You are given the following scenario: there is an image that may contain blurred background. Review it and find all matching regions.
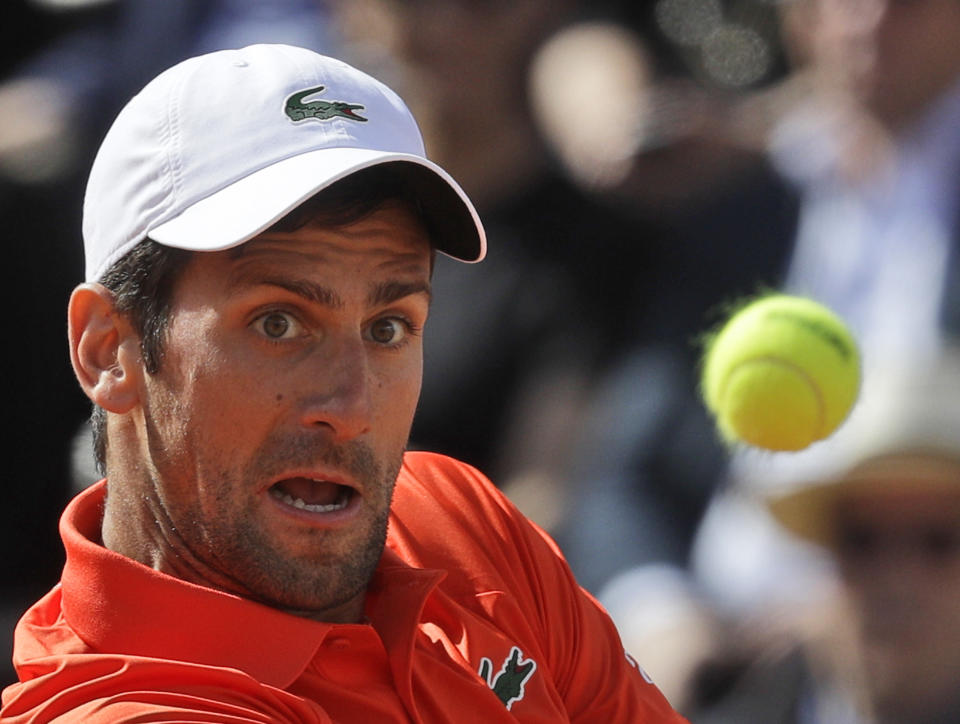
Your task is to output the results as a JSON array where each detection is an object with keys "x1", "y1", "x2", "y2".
[{"x1": 4, "y1": 0, "x2": 960, "y2": 721}]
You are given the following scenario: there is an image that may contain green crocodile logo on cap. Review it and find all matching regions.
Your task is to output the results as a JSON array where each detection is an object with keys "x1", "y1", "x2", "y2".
[{"x1": 284, "y1": 85, "x2": 367, "y2": 123}]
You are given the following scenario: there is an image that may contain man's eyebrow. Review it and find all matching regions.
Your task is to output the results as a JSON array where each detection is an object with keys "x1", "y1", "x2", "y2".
[
  {"x1": 232, "y1": 274, "x2": 345, "y2": 309},
  {"x1": 369, "y1": 280, "x2": 432, "y2": 308},
  {"x1": 228, "y1": 273, "x2": 430, "y2": 309}
]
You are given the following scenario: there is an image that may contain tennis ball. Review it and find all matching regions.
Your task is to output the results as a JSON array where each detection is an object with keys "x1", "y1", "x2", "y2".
[{"x1": 701, "y1": 294, "x2": 860, "y2": 451}]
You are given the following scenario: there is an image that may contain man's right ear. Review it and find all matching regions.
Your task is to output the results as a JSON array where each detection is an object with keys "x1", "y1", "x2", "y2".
[{"x1": 68, "y1": 283, "x2": 142, "y2": 414}]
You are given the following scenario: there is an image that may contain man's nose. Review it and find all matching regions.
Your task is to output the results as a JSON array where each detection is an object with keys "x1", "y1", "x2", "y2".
[{"x1": 298, "y1": 333, "x2": 373, "y2": 441}]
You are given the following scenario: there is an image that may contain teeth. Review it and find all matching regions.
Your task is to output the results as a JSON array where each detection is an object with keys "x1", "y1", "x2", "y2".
[{"x1": 269, "y1": 486, "x2": 349, "y2": 513}]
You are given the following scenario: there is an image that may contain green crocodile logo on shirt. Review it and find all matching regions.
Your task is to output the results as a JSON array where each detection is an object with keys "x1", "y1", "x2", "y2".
[
  {"x1": 284, "y1": 85, "x2": 367, "y2": 123},
  {"x1": 478, "y1": 646, "x2": 537, "y2": 711}
]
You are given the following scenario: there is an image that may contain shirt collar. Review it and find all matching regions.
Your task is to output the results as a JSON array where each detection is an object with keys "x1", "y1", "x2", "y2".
[{"x1": 59, "y1": 480, "x2": 444, "y2": 689}]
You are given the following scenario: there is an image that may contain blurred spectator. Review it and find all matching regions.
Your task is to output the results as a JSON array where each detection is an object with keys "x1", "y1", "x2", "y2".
[
  {"x1": 536, "y1": 0, "x2": 960, "y2": 596},
  {"x1": 686, "y1": 349, "x2": 960, "y2": 723},
  {"x1": 772, "y1": 0, "x2": 960, "y2": 373},
  {"x1": 689, "y1": 0, "x2": 960, "y2": 670},
  {"x1": 534, "y1": 0, "x2": 960, "y2": 363},
  {"x1": 527, "y1": 11, "x2": 797, "y2": 590}
]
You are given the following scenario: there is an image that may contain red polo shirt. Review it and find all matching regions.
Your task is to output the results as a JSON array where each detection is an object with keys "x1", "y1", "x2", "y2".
[{"x1": 2, "y1": 452, "x2": 686, "y2": 723}]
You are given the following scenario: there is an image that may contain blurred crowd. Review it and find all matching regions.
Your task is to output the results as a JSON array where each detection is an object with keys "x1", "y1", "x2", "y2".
[{"x1": 4, "y1": 0, "x2": 960, "y2": 721}]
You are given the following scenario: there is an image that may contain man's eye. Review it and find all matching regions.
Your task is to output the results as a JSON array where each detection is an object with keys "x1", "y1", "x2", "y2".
[
  {"x1": 253, "y1": 311, "x2": 301, "y2": 339},
  {"x1": 368, "y1": 318, "x2": 406, "y2": 345}
]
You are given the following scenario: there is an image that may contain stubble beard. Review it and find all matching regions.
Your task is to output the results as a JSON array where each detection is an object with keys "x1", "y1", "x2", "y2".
[{"x1": 187, "y1": 434, "x2": 405, "y2": 618}]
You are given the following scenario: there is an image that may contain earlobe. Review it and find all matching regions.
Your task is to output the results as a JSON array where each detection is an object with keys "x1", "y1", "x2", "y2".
[{"x1": 68, "y1": 283, "x2": 141, "y2": 413}]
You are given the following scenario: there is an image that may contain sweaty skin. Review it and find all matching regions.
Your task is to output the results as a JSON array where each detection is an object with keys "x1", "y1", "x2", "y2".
[{"x1": 100, "y1": 203, "x2": 432, "y2": 623}]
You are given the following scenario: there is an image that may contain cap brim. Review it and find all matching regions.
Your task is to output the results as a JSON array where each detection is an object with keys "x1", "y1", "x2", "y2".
[{"x1": 149, "y1": 147, "x2": 486, "y2": 262}]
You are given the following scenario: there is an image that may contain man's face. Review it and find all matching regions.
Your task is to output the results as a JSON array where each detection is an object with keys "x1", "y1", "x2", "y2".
[
  {"x1": 834, "y1": 483, "x2": 960, "y2": 717},
  {"x1": 126, "y1": 202, "x2": 432, "y2": 621}
]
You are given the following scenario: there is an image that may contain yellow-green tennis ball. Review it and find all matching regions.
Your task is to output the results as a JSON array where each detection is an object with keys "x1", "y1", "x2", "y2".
[{"x1": 701, "y1": 294, "x2": 860, "y2": 451}]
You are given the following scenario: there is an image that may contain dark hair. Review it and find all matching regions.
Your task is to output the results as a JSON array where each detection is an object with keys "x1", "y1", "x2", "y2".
[
  {"x1": 90, "y1": 240, "x2": 190, "y2": 473},
  {"x1": 270, "y1": 162, "x2": 433, "y2": 235},
  {"x1": 89, "y1": 163, "x2": 435, "y2": 474}
]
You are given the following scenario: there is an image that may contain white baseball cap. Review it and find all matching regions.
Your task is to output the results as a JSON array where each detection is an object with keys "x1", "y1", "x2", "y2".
[{"x1": 82, "y1": 44, "x2": 486, "y2": 282}]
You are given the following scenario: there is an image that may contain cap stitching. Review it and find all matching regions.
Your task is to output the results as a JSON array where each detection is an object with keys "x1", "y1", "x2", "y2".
[{"x1": 162, "y1": 62, "x2": 188, "y2": 223}]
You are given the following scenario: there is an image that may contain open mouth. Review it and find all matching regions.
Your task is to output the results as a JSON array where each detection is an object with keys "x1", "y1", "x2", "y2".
[{"x1": 268, "y1": 477, "x2": 353, "y2": 513}]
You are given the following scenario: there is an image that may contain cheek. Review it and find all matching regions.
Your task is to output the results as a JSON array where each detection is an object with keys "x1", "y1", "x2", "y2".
[
  {"x1": 193, "y1": 368, "x2": 290, "y2": 457},
  {"x1": 153, "y1": 332, "x2": 272, "y2": 446},
  {"x1": 372, "y1": 358, "x2": 423, "y2": 427}
]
